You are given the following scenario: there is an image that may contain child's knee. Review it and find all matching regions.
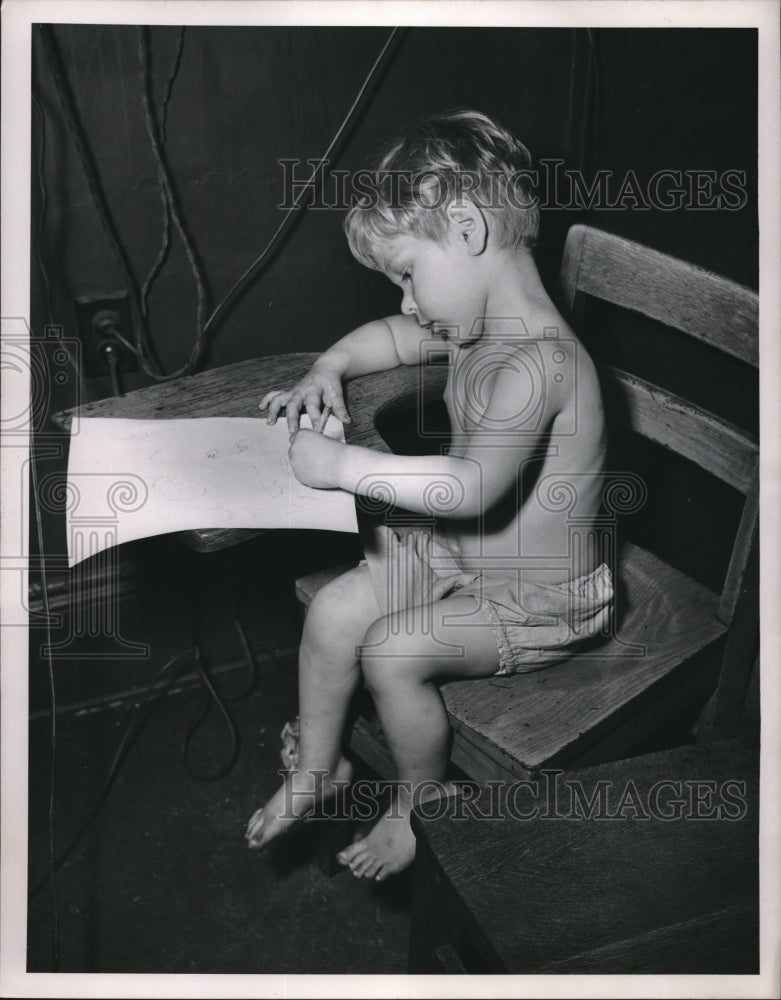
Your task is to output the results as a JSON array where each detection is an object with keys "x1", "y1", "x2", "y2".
[
  {"x1": 306, "y1": 577, "x2": 345, "y2": 629},
  {"x1": 359, "y1": 617, "x2": 432, "y2": 693},
  {"x1": 306, "y1": 565, "x2": 375, "y2": 635}
]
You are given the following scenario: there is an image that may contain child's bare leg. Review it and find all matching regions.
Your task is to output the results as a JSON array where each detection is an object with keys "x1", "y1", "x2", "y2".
[
  {"x1": 246, "y1": 565, "x2": 380, "y2": 849},
  {"x1": 337, "y1": 595, "x2": 500, "y2": 879}
]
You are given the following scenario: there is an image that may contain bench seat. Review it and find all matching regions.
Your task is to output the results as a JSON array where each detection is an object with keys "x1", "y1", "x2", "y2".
[{"x1": 295, "y1": 540, "x2": 726, "y2": 783}]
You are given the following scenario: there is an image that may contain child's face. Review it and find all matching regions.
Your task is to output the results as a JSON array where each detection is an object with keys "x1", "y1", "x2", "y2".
[{"x1": 379, "y1": 230, "x2": 487, "y2": 341}]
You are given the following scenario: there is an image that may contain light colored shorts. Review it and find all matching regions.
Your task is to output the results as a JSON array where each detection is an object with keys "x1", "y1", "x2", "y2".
[{"x1": 361, "y1": 525, "x2": 614, "y2": 676}]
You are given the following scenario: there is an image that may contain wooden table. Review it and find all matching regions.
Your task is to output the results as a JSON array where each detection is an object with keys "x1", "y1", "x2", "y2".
[
  {"x1": 52, "y1": 351, "x2": 448, "y2": 551},
  {"x1": 408, "y1": 739, "x2": 759, "y2": 974}
]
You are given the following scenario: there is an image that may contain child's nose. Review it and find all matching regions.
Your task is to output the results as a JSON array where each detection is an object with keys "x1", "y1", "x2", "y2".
[{"x1": 401, "y1": 286, "x2": 417, "y2": 316}]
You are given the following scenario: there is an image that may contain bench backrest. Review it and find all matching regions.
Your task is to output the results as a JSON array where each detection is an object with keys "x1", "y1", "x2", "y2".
[{"x1": 558, "y1": 223, "x2": 758, "y2": 629}]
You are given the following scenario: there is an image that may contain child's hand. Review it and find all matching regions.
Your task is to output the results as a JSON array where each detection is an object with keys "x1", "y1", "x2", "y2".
[
  {"x1": 288, "y1": 429, "x2": 346, "y2": 489},
  {"x1": 259, "y1": 364, "x2": 351, "y2": 436}
]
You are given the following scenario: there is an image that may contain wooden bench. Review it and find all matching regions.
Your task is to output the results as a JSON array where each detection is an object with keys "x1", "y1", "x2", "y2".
[
  {"x1": 407, "y1": 739, "x2": 759, "y2": 973},
  {"x1": 296, "y1": 224, "x2": 759, "y2": 783}
]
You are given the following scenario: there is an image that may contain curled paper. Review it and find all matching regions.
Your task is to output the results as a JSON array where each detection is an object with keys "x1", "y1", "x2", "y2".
[{"x1": 65, "y1": 415, "x2": 358, "y2": 567}]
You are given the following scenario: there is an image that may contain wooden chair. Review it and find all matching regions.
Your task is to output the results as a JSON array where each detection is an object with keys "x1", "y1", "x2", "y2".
[{"x1": 296, "y1": 223, "x2": 759, "y2": 782}]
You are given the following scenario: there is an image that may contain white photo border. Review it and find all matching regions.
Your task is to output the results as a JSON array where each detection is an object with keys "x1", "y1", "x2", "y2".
[{"x1": 2, "y1": 2, "x2": 779, "y2": 998}]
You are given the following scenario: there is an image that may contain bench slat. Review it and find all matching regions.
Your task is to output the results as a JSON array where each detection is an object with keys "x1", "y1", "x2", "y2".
[
  {"x1": 561, "y1": 223, "x2": 758, "y2": 367},
  {"x1": 606, "y1": 367, "x2": 756, "y2": 493}
]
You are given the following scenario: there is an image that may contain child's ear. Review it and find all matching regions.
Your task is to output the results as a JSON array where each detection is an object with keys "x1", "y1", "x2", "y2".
[{"x1": 446, "y1": 199, "x2": 487, "y2": 256}]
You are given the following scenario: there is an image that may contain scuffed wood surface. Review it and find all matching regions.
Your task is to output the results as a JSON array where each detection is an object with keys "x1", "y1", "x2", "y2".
[
  {"x1": 719, "y1": 470, "x2": 759, "y2": 624},
  {"x1": 52, "y1": 352, "x2": 445, "y2": 452},
  {"x1": 607, "y1": 366, "x2": 757, "y2": 494},
  {"x1": 541, "y1": 902, "x2": 757, "y2": 974},
  {"x1": 411, "y1": 740, "x2": 758, "y2": 973},
  {"x1": 53, "y1": 355, "x2": 319, "y2": 428},
  {"x1": 560, "y1": 223, "x2": 758, "y2": 367},
  {"x1": 440, "y1": 542, "x2": 724, "y2": 778}
]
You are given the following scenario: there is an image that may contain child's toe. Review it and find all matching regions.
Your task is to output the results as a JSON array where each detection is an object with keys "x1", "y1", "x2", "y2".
[
  {"x1": 337, "y1": 841, "x2": 363, "y2": 865},
  {"x1": 351, "y1": 857, "x2": 373, "y2": 878},
  {"x1": 356, "y1": 853, "x2": 379, "y2": 878},
  {"x1": 245, "y1": 814, "x2": 264, "y2": 840},
  {"x1": 347, "y1": 849, "x2": 369, "y2": 872},
  {"x1": 362, "y1": 857, "x2": 382, "y2": 880}
]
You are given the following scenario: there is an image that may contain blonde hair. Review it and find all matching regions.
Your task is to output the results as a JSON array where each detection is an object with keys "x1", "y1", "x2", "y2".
[{"x1": 344, "y1": 110, "x2": 539, "y2": 270}]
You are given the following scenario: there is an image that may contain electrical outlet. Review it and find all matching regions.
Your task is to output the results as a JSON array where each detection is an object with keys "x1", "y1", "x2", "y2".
[{"x1": 74, "y1": 293, "x2": 138, "y2": 378}]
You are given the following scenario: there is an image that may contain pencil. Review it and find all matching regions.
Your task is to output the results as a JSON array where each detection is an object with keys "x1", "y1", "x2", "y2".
[{"x1": 315, "y1": 403, "x2": 333, "y2": 434}]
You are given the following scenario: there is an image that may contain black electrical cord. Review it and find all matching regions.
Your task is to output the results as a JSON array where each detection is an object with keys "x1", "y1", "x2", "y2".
[
  {"x1": 32, "y1": 91, "x2": 89, "y2": 404},
  {"x1": 158, "y1": 26, "x2": 185, "y2": 145},
  {"x1": 31, "y1": 95, "x2": 56, "y2": 327},
  {"x1": 36, "y1": 24, "x2": 162, "y2": 378},
  {"x1": 28, "y1": 647, "x2": 197, "y2": 903},
  {"x1": 182, "y1": 649, "x2": 242, "y2": 782},
  {"x1": 200, "y1": 25, "x2": 409, "y2": 341},
  {"x1": 583, "y1": 29, "x2": 603, "y2": 182},
  {"x1": 137, "y1": 25, "x2": 211, "y2": 378},
  {"x1": 180, "y1": 612, "x2": 258, "y2": 782},
  {"x1": 102, "y1": 341, "x2": 123, "y2": 397},
  {"x1": 28, "y1": 609, "x2": 266, "y2": 902},
  {"x1": 139, "y1": 28, "x2": 186, "y2": 325}
]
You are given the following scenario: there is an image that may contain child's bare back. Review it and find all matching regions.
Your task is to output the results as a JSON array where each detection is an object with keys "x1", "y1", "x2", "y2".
[{"x1": 441, "y1": 305, "x2": 607, "y2": 587}]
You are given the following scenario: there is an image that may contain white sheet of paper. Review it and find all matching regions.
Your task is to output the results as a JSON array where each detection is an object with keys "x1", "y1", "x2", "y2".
[{"x1": 65, "y1": 415, "x2": 358, "y2": 567}]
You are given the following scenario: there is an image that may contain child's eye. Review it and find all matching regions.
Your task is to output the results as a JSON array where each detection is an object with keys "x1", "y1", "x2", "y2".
[{"x1": 401, "y1": 270, "x2": 411, "y2": 283}]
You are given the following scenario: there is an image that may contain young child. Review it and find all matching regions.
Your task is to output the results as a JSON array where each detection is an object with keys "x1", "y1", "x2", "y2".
[{"x1": 246, "y1": 110, "x2": 613, "y2": 881}]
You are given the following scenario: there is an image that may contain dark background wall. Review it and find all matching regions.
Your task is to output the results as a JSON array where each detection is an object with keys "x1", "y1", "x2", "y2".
[
  {"x1": 32, "y1": 26, "x2": 757, "y2": 387},
  {"x1": 28, "y1": 25, "x2": 758, "y2": 707}
]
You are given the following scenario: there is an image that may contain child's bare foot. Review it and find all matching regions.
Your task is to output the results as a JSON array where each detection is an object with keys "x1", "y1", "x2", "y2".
[
  {"x1": 245, "y1": 756, "x2": 353, "y2": 851},
  {"x1": 336, "y1": 781, "x2": 454, "y2": 881}
]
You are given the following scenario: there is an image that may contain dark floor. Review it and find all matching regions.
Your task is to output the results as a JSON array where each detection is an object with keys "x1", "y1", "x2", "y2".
[
  {"x1": 27, "y1": 531, "x2": 411, "y2": 974},
  {"x1": 27, "y1": 651, "x2": 414, "y2": 973}
]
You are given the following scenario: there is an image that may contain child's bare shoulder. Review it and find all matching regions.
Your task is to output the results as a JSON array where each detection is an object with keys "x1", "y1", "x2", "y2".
[
  {"x1": 524, "y1": 303, "x2": 598, "y2": 394},
  {"x1": 496, "y1": 303, "x2": 584, "y2": 380},
  {"x1": 481, "y1": 304, "x2": 601, "y2": 438}
]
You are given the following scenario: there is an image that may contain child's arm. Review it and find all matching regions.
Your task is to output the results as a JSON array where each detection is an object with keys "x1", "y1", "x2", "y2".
[
  {"x1": 316, "y1": 314, "x2": 435, "y2": 376},
  {"x1": 290, "y1": 345, "x2": 566, "y2": 518},
  {"x1": 260, "y1": 315, "x2": 431, "y2": 434}
]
